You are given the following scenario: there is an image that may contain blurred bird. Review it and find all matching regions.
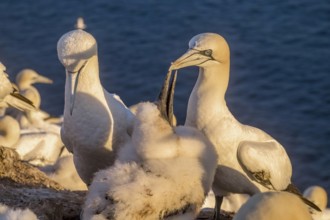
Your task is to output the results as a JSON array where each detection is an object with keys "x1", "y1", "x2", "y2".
[
  {"x1": 233, "y1": 192, "x2": 313, "y2": 220},
  {"x1": 75, "y1": 17, "x2": 86, "y2": 30},
  {"x1": 304, "y1": 186, "x2": 329, "y2": 220},
  {"x1": 0, "y1": 62, "x2": 35, "y2": 111}
]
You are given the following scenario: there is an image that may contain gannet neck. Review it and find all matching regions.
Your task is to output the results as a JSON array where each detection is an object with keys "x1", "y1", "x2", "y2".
[
  {"x1": 186, "y1": 62, "x2": 233, "y2": 128},
  {"x1": 64, "y1": 56, "x2": 101, "y2": 102}
]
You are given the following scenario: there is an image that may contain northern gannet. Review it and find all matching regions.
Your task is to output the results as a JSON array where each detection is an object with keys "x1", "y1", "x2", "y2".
[
  {"x1": 0, "y1": 62, "x2": 35, "y2": 111},
  {"x1": 13, "y1": 69, "x2": 53, "y2": 128},
  {"x1": 233, "y1": 192, "x2": 313, "y2": 220},
  {"x1": 304, "y1": 186, "x2": 329, "y2": 220},
  {"x1": 170, "y1": 33, "x2": 320, "y2": 218},
  {"x1": 57, "y1": 29, "x2": 134, "y2": 184},
  {"x1": 16, "y1": 69, "x2": 53, "y2": 109},
  {"x1": 0, "y1": 111, "x2": 64, "y2": 166},
  {"x1": 83, "y1": 71, "x2": 218, "y2": 220},
  {"x1": 0, "y1": 115, "x2": 20, "y2": 148},
  {"x1": 75, "y1": 17, "x2": 86, "y2": 30}
]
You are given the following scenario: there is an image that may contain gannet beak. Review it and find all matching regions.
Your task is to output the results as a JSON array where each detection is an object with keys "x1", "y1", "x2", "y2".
[
  {"x1": 157, "y1": 69, "x2": 177, "y2": 126},
  {"x1": 35, "y1": 75, "x2": 53, "y2": 84},
  {"x1": 170, "y1": 49, "x2": 210, "y2": 70},
  {"x1": 67, "y1": 60, "x2": 88, "y2": 115}
]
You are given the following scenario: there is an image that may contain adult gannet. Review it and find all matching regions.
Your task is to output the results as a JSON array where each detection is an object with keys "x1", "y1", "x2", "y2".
[
  {"x1": 57, "y1": 29, "x2": 135, "y2": 184},
  {"x1": 0, "y1": 62, "x2": 35, "y2": 111},
  {"x1": 83, "y1": 71, "x2": 218, "y2": 220},
  {"x1": 303, "y1": 186, "x2": 329, "y2": 220},
  {"x1": 16, "y1": 69, "x2": 53, "y2": 109},
  {"x1": 233, "y1": 192, "x2": 313, "y2": 220},
  {"x1": 12, "y1": 69, "x2": 53, "y2": 128},
  {"x1": 75, "y1": 17, "x2": 86, "y2": 30},
  {"x1": 170, "y1": 33, "x2": 320, "y2": 218}
]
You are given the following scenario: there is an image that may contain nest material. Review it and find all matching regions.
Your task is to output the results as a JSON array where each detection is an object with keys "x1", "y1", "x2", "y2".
[{"x1": 0, "y1": 146, "x2": 86, "y2": 220}]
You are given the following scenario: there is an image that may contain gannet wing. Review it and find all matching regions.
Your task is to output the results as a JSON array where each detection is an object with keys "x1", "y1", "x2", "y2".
[
  {"x1": 3, "y1": 89, "x2": 36, "y2": 111},
  {"x1": 237, "y1": 140, "x2": 292, "y2": 191}
]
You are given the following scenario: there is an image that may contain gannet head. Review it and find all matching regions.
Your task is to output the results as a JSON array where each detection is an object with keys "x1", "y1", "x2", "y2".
[
  {"x1": 303, "y1": 186, "x2": 327, "y2": 212},
  {"x1": 171, "y1": 33, "x2": 230, "y2": 70},
  {"x1": 16, "y1": 69, "x2": 53, "y2": 89},
  {"x1": 57, "y1": 29, "x2": 97, "y2": 115}
]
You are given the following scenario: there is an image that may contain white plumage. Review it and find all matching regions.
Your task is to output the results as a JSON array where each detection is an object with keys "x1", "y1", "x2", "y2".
[
  {"x1": 170, "y1": 33, "x2": 302, "y2": 217},
  {"x1": 0, "y1": 62, "x2": 35, "y2": 112},
  {"x1": 0, "y1": 203, "x2": 38, "y2": 220},
  {"x1": 83, "y1": 100, "x2": 218, "y2": 220},
  {"x1": 303, "y1": 186, "x2": 329, "y2": 220},
  {"x1": 57, "y1": 29, "x2": 134, "y2": 184},
  {"x1": 233, "y1": 192, "x2": 312, "y2": 220}
]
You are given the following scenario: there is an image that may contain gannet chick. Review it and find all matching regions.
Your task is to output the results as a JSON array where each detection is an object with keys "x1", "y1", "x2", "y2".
[
  {"x1": 75, "y1": 17, "x2": 86, "y2": 30},
  {"x1": 233, "y1": 192, "x2": 313, "y2": 220},
  {"x1": 83, "y1": 71, "x2": 218, "y2": 220},
  {"x1": 170, "y1": 33, "x2": 320, "y2": 218},
  {"x1": 0, "y1": 203, "x2": 38, "y2": 220},
  {"x1": 304, "y1": 186, "x2": 328, "y2": 220},
  {"x1": 0, "y1": 63, "x2": 35, "y2": 111},
  {"x1": 57, "y1": 29, "x2": 134, "y2": 184}
]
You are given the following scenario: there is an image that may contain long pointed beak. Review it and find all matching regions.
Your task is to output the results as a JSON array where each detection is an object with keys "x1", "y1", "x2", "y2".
[
  {"x1": 157, "y1": 69, "x2": 177, "y2": 126},
  {"x1": 66, "y1": 60, "x2": 89, "y2": 115},
  {"x1": 36, "y1": 75, "x2": 53, "y2": 84},
  {"x1": 158, "y1": 69, "x2": 171, "y2": 122},
  {"x1": 170, "y1": 49, "x2": 208, "y2": 70},
  {"x1": 67, "y1": 71, "x2": 80, "y2": 115}
]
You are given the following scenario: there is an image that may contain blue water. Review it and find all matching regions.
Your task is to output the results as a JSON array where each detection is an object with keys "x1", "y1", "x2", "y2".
[{"x1": 0, "y1": 0, "x2": 329, "y2": 195}]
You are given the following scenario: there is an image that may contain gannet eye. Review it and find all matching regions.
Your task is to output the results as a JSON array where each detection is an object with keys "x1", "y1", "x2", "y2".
[{"x1": 203, "y1": 49, "x2": 213, "y2": 56}]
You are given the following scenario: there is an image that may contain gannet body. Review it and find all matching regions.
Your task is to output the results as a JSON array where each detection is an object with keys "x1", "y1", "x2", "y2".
[
  {"x1": 0, "y1": 203, "x2": 38, "y2": 220},
  {"x1": 233, "y1": 192, "x2": 312, "y2": 220},
  {"x1": 83, "y1": 72, "x2": 218, "y2": 220},
  {"x1": 304, "y1": 186, "x2": 328, "y2": 220},
  {"x1": 12, "y1": 128, "x2": 64, "y2": 166},
  {"x1": 1, "y1": 107, "x2": 62, "y2": 166},
  {"x1": 0, "y1": 63, "x2": 35, "y2": 112},
  {"x1": 170, "y1": 33, "x2": 319, "y2": 217},
  {"x1": 57, "y1": 29, "x2": 134, "y2": 184}
]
